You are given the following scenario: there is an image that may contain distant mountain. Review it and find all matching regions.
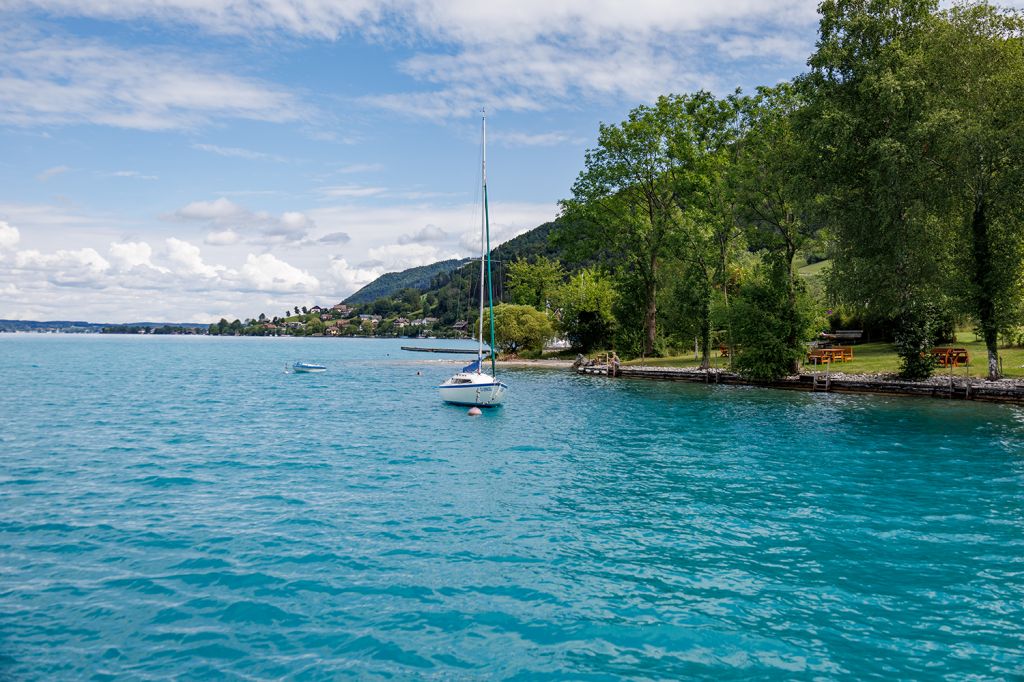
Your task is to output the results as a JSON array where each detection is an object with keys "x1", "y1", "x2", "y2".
[
  {"x1": 0, "y1": 319, "x2": 209, "y2": 332},
  {"x1": 343, "y1": 219, "x2": 573, "y2": 306},
  {"x1": 343, "y1": 258, "x2": 472, "y2": 304}
]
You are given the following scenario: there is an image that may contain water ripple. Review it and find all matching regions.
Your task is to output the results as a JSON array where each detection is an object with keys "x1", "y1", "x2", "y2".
[{"x1": 1, "y1": 335, "x2": 1022, "y2": 679}]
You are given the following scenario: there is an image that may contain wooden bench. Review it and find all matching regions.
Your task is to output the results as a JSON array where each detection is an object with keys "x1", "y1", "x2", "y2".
[{"x1": 931, "y1": 347, "x2": 969, "y2": 368}]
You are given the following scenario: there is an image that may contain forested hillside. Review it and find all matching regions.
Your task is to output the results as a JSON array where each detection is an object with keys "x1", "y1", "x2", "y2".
[{"x1": 343, "y1": 258, "x2": 471, "y2": 304}]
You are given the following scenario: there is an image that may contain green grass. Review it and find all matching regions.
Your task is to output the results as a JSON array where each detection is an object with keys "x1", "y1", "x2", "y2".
[
  {"x1": 623, "y1": 332, "x2": 1024, "y2": 378},
  {"x1": 797, "y1": 259, "x2": 831, "y2": 277}
]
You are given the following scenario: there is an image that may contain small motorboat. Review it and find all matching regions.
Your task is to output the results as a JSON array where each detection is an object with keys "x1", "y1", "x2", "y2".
[{"x1": 291, "y1": 361, "x2": 326, "y2": 373}]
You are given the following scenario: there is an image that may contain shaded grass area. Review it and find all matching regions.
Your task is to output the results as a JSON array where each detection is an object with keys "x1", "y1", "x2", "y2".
[{"x1": 623, "y1": 333, "x2": 1024, "y2": 378}]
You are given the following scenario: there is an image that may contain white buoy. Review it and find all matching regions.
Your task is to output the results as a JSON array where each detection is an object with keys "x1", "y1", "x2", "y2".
[{"x1": 467, "y1": 407, "x2": 482, "y2": 416}]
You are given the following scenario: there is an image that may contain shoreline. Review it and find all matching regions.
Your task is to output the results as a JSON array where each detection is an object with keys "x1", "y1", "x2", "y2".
[{"x1": 577, "y1": 364, "x2": 1024, "y2": 406}]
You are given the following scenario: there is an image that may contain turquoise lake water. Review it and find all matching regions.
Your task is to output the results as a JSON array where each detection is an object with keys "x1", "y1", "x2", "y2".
[{"x1": 1, "y1": 334, "x2": 1022, "y2": 679}]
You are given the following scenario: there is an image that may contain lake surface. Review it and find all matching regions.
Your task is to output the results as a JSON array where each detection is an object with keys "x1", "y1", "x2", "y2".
[{"x1": 1, "y1": 334, "x2": 1022, "y2": 679}]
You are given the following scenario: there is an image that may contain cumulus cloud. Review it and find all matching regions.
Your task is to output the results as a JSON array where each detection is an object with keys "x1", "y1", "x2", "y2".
[
  {"x1": 204, "y1": 229, "x2": 242, "y2": 246},
  {"x1": 0, "y1": 220, "x2": 20, "y2": 249},
  {"x1": 328, "y1": 257, "x2": 384, "y2": 295},
  {"x1": 165, "y1": 237, "x2": 221, "y2": 278},
  {"x1": 367, "y1": 242, "x2": 461, "y2": 271},
  {"x1": 109, "y1": 240, "x2": 167, "y2": 271},
  {"x1": 239, "y1": 253, "x2": 319, "y2": 292},
  {"x1": 15, "y1": 247, "x2": 111, "y2": 287}
]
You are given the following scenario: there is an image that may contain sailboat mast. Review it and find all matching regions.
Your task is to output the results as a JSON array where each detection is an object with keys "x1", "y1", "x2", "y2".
[
  {"x1": 476, "y1": 114, "x2": 487, "y2": 371},
  {"x1": 483, "y1": 112, "x2": 497, "y2": 378}
]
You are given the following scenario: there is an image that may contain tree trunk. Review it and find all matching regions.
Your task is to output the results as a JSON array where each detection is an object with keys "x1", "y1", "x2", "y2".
[
  {"x1": 971, "y1": 197, "x2": 1000, "y2": 380},
  {"x1": 643, "y1": 257, "x2": 658, "y2": 357},
  {"x1": 699, "y1": 279, "x2": 711, "y2": 370},
  {"x1": 785, "y1": 250, "x2": 800, "y2": 375}
]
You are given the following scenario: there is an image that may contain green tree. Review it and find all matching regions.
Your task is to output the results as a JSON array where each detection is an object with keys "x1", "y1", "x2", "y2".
[
  {"x1": 305, "y1": 318, "x2": 325, "y2": 335},
  {"x1": 803, "y1": 0, "x2": 953, "y2": 379},
  {"x1": 561, "y1": 96, "x2": 691, "y2": 357},
  {"x1": 732, "y1": 83, "x2": 818, "y2": 373},
  {"x1": 507, "y1": 256, "x2": 566, "y2": 309},
  {"x1": 483, "y1": 304, "x2": 554, "y2": 355},
  {"x1": 919, "y1": 3, "x2": 1024, "y2": 379},
  {"x1": 553, "y1": 268, "x2": 617, "y2": 352},
  {"x1": 729, "y1": 262, "x2": 822, "y2": 381}
]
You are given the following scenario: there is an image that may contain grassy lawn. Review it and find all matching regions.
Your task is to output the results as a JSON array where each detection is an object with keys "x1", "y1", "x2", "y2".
[{"x1": 623, "y1": 331, "x2": 1024, "y2": 378}]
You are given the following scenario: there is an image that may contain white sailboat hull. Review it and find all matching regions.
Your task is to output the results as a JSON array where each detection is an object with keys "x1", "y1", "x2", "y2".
[{"x1": 437, "y1": 372, "x2": 508, "y2": 407}]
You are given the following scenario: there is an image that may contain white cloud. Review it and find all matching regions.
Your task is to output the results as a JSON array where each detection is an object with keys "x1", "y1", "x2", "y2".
[
  {"x1": 37, "y1": 165, "x2": 70, "y2": 181},
  {"x1": 320, "y1": 185, "x2": 388, "y2": 199},
  {"x1": 328, "y1": 257, "x2": 385, "y2": 295},
  {"x1": 398, "y1": 224, "x2": 448, "y2": 244},
  {"x1": 169, "y1": 197, "x2": 315, "y2": 244},
  {"x1": 491, "y1": 130, "x2": 579, "y2": 147},
  {"x1": 109, "y1": 241, "x2": 167, "y2": 271},
  {"x1": 14, "y1": 247, "x2": 111, "y2": 287},
  {"x1": 205, "y1": 229, "x2": 242, "y2": 246},
  {"x1": 165, "y1": 237, "x2": 221, "y2": 278},
  {"x1": 0, "y1": 221, "x2": 20, "y2": 249},
  {"x1": 173, "y1": 197, "x2": 242, "y2": 221},
  {"x1": 307, "y1": 200, "x2": 555, "y2": 251},
  {"x1": 109, "y1": 170, "x2": 159, "y2": 180},
  {"x1": 192, "y1": 143, "x2": 288, "y2": 162},
  {"x1": 239, "y1": 253, "x2": 319, "y2": 292},
  {"x1": 367, "y1": 243, "x2": 461, "y2": 271},
  {"x1": 0, "y1": 32, "x2": 305, "y2": 131}
]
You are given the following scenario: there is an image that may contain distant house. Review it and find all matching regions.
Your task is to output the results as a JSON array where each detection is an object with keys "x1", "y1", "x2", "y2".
[
  {"x1": 332, "y1": 303, "x2": 351, "y2": 315},
  {"x1": 451, "y1": 320, "x2": 468, "y2": 331},
  {"x1": 310, "y1": 305, "x2": 323, "y2": 313},
  {"x1": 359, "y1": 314, "x2": 382, "y2": 324},
  {"x1": 395, "y1": 317, "x2": 411, "y2": 326},
  {"x1": 320, "y1": 314, "x2": 332, "y2": 321},
  {"x1": 326, "y1": 327, "x2": 340, "y2": 336},
  {"x1": 422, "y1": 317, "x2": 439, "y2": 325}
]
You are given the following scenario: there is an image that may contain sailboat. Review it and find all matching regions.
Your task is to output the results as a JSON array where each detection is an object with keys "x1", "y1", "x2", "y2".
[{"x1": 437, "y1": 111, "x2": 509, "y2": 407}]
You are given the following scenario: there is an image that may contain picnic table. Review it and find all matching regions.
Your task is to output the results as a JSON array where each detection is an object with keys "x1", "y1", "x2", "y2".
[
  {"x1": 930, "y1": 347, "x2": 969, "y2": 368},
  {"x1": 808, "y1": 346, "x2": 854, "y2": 365}
]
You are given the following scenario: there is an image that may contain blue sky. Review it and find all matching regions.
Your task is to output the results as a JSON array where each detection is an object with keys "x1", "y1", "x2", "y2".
[{"x1": 0, "y1": 0, "x2": 829, "y2": 323}]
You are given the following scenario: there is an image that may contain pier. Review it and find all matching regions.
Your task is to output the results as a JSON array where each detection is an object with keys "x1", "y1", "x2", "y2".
[{"x1": 401, "y1": 346, "x2": 490, "y2": 355}]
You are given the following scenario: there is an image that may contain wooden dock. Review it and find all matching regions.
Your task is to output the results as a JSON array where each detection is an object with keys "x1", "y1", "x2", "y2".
[
  {"x1": 401, "y1": 346, "x2": 489, "y2": 355},
  {"x1": 576, "y1": 364, "x2": 1024, "y2": 405}
]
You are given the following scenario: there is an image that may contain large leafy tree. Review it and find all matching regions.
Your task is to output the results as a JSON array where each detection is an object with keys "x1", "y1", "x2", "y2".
[
  {"x1": 667, "y1": 92, "x2": 743, "y2": 368},
  {"x1": 802, "y1": 0, "x2": 954, "y2": 379},
  {"x1": 561, "y1": 92, "x2": 738, "y2": 359},
  {"x1": 561, "y1": 97, "x2": 685, "y2": 356},
  {"x1": 483, "y1": 304, "x2": 554, "y2": 355},
  {"x1": 919, "y1": 3, "x2": 1024, "y2": 379},
  {"x1": 506, "y1": 256, "x2": 566, "y2": 309},
  {"x1": 553, "y1": 268, "x2": 617, "y2": 352},
  {"x1": 732, "y1": 83, "x2": 819, "y2": 374}
]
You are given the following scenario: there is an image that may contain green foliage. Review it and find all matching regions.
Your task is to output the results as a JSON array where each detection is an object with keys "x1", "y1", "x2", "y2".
[
  {"x1": 483, "y1": 304, "x2": 553, "y2": 355},
  {"x1": 553, "y1": 268, "x2": 616, "y2": 352},
  {"x1": 344, "y1": 259, "x2": 471, "y2": 305},
  {"x1": 507, "y1": 256, "x2": 565, "y2": 308},
  {"x1": 729, "y1": 261, "x2": 820, "y2": 381}
]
